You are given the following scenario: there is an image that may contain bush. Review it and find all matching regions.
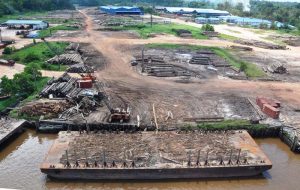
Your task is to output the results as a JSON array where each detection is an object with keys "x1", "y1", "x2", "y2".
[
  {"x1": 240, "y1": 62, "x2": 248, "y2": 72},
  {"x1": 24, "y1": 52, "x2": 40, "y2": 63},
  {"x1": 3, "y1": 47, "x2": 13, "y2": 54},
  {"x1": 202, "y1": 24, "x2": 215, "y2": 32}
]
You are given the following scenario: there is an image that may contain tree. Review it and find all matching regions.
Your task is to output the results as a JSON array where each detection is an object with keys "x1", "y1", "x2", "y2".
[
  {"x1": 202, "y1": 24, "x2": 214, "y2": 32},
  {"x1": 0, "y1": 76, "x2": 14, "y2": 95}
]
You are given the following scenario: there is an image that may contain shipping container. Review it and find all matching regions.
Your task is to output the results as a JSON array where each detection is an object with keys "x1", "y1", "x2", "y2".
[{"x1": 77, "y1": 80, "x2": 93, "y2": 89}]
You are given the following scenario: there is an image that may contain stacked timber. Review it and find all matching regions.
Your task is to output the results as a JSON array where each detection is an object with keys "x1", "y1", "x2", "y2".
[
  {"x1": 47, "y1": 54, "x2": 83, "y2": 65},
  {"x1": 230, "y1": 45, "x2": 253, "y2": 51},
  {"x1": 65, "y1": 43, "x2": 80, "y2": 52},
  {"x1": 234, "y1": 39, "x2": 286, "y2": 50},
  {"x1": 20, "y1": 100, "x2": 71, "y2": 118},
  {"x1": 145, "y1": 64, "x2": 191, "y2": 77},
  {"x1": 267, "y1": 62, "x2": 287, "y2": 74},
  {"x1": 202, "y1": 31, "x2": 220, "y2": 37},
  {"x1": 40, "y1": 74, "x2": 80, "y2": 98},
  {"x1": 67, "y1": 64, "x2": 94, "y2": 73},
  {"x1": 172, "y1": 29, "x2": 192, "y2": 38},
  {"x1": 189, "y1": 56, "x2": 210, "y2": 65}
]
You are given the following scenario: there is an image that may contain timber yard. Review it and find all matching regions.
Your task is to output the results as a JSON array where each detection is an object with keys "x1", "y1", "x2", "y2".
[{"x1": 0, "y1": 3, "x2": 300, "y2": 190}]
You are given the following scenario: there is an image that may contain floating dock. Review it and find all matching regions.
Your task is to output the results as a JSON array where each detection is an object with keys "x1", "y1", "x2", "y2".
[
  {"x1": 41, "y1": 130, "x2": 272, "y2": 180},
  {"x1": 0, "y1": 119, "x2": 27, "y2": 146}
]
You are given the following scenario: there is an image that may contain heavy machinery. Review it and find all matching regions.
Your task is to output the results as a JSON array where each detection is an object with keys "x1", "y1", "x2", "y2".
[
  {"x1": 95, "y1": 83, "x2": 131, "y2": 123},
  {"x1": 79, "y1": 73, "x2": 97, "y2": 82}
]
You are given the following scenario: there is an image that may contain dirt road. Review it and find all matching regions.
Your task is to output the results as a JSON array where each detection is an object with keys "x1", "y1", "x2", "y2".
[{"x1": 74, "y1": 10, "x2": 300, "y2": 109}]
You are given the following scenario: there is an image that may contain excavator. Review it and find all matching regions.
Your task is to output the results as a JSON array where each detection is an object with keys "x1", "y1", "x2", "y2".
[{"x1": 94, "y1": 83, "x2": 130, "y2": 123}]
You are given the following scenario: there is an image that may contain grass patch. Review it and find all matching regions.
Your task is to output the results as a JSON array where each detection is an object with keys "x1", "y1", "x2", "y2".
[
  {"x1": 2, "y1": 42, "x2": 69, "y2": 71},
  {"x1": 145, "y1": 43, "x2": 266, "y2": 78},
  {"x1": 195, "y1": 120, "x2": 267, "y2": 131},
  {"x1": 219, "y1": 34, "x2": 239, "y2": 41},
  {"x1": 110, "y1": 23, "x2": 207, "y2": 39},
  {"x1": 0, "y1": 97, "x2": 18, "y2": 112},
  {"x1": 38, "y1": 25, "x2": 79, "y2": 38}
]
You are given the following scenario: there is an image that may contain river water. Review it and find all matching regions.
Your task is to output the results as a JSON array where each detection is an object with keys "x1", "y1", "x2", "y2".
[{"x1": 0, "y1": 129, "x2": 299, "y2": 190}]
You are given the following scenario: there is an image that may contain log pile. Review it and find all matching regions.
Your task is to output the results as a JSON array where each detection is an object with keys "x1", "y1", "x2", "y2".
[
  {"x1": 202, "y1": 31, "x2": 220, "y2": 37},
  {"x1": 234, "y1": 39, "x2": 286, "y2": 50},
  {"x1": 189, "y1": 56, "x2": 210, "y2": 65},
  {"x1": 172, "y1": 29, "x2": 192, "y2": 38},
  {"x1": 230, "y1": 45, "x2": 253, "y2": 51},
  {"x1": 47, "y1": 53, "x2": 84, "y2": 65},
  {"x1": 20, "y1": 100, "x2": 71, "y2": 118},
  {"x1": 40, "y1": 73, "x2": 82, "y2": 98},
  {"x1": 65, "y1": 43, "x2": 80, "y2": 52},
  {"x1": 145, "y1": 63, "x2": 191, "y2": 77},
  {"x1": 67, "y1": 63, "x2": 94, "y2": 73},
  {"x1": 267, "y1": 62, "x2": 287, "y2": 74}
]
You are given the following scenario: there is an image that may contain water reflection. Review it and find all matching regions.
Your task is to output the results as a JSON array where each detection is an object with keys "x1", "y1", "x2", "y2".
[{"x1": 0, "y1": 132, "x2": 299, "y2": 190}]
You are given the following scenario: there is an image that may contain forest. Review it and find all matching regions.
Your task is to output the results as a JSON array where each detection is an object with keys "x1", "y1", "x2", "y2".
[{"x1": 0, "y1": 0, "x2": 74, "y2": 16}]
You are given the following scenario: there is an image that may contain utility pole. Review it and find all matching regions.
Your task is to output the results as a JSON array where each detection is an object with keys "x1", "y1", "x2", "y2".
[{"x1": 0, "y1": 29, "x2": 2, "y2": 42}]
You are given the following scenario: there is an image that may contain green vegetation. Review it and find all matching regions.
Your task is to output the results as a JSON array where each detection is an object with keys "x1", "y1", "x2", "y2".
[
  {"x1": 219, "y1": 34, "x2": 239, "y2": 41},
  {"x1": 195, "y1": 120, "x2": 268, "y2": 131},
  {"x1": 38, "y1": 25, "x2": 79, "y2": 38},
  {"x1": 146, "y1": 43, "x2": 266, "y2": 78},
  {"x1": 201, "y1": 24, "x2": 215, "y2": 32},
  {"x1": 2, "y1": 42, "x2": 69, "y2": 71},
  {"x1": 110, "y1": 23, "x2": 207, "y2": 39},
  {"x1": 0, "y1": 0, "x2": 73, "y2": 17},
  {"x1": 0, "y1": 64, "x2": 49, "y2": 112}
]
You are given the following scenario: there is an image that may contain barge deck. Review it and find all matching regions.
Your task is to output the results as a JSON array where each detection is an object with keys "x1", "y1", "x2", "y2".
[
  {"x1": 41, "y1": 130, "x2": 272, "y2": 180},
  {"x1": 0, "y1": 119, "x2": 27, "y2": 146}
]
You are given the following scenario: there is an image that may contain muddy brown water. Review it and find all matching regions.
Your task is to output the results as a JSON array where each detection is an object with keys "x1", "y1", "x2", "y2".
[{"x1": 0, "y1": 130, "x2": 299, "y2": 190}]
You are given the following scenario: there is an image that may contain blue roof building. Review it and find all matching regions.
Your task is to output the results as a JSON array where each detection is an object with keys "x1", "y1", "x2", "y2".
[{"x1": 100, "y1": 6, "x2": 143, "y2": 15}]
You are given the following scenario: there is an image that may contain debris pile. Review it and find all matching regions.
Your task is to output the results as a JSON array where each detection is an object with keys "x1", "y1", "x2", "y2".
[
  {"x1": 47, "y1": 54, "x2": 84, "y2": 65},
  {"x1": 189, "y1": 51, "x2": 229, "y2": 67},
  {"x1": 20, "y1": 100, "x2": 71, "y2": 118},
  {"x1": 267, "y1": 62, "x2": 287, "y2": 74},
  {"x1": 234, "y1": 39, "x2": 286, "y2": 50}
]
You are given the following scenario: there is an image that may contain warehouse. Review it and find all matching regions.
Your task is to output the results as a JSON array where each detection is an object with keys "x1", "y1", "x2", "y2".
[
  {"x1": 4, "y1": 20, "x2": 49, "y2": 30},
  {"x1": 219, "y1": 16, "x2": 271, "y2": 28},
  {"x1": 100, "y1": 6, "x2": 143, "y2": 15},
  {"x1": 195, "y1": 17, "x2": 221, "y2": 24},
  {"x1": 160, "y1": 7, "x2": 230, "y2": 17}
]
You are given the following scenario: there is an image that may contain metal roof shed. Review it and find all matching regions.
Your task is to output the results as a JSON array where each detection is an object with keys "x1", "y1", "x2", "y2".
[
  {"x1": 4, "y1": 20, "x2": 49, "y2": 30},
  {"x1": 100, "y1": 6, "x2": 143, "y2": 15}
]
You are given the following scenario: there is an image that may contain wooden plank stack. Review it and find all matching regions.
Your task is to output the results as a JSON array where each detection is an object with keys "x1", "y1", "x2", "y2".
[{"x1": 67, "y1": 63, "x2": 94, "y2": 73}]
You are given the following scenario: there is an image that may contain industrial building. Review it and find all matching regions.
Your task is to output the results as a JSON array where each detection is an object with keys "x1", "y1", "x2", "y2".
[
  {"x1": 100, "y1": 6, "x2": 143, "y2": 15},
  {"x1": 157, "y1": 7, "x2": 230, "y2": 17},
  {"x1": 195, "y1": 17, "x2": 221, "y2": 24},
  {"x1": 219, "y1": 16, "x2": 271, "y2": 28},
  {"x1": 4, "y1": 20, "x2": 49, "y2": 30}
]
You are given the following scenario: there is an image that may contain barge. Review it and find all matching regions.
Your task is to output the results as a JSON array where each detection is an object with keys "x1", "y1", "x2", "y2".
[
  {"x1": 0, "y1": 119, "x2": 27, "y2": 146},
  {"x1": 41, "y1": 130, "x2": 272, "y2": 180}
]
